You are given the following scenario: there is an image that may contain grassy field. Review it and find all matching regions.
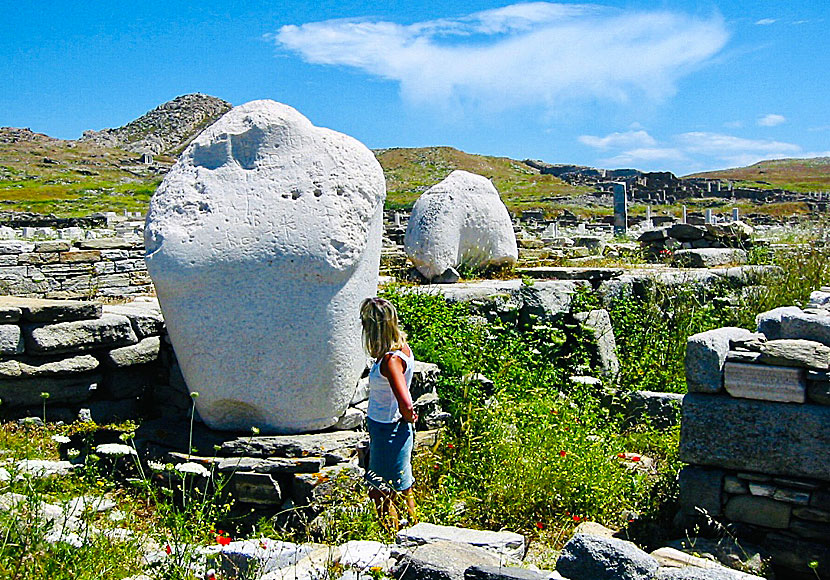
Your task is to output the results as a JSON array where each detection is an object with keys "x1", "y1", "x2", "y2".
[{"x1": 686, "y1": 156, "x2": 830, "y2": 193}]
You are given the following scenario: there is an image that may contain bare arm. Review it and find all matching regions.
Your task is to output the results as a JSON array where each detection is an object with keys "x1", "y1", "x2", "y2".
[{"x1": 381, "y1": 354, "x2": 418, "y2": 423}]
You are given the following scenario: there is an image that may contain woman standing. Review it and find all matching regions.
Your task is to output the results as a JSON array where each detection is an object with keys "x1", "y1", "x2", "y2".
[{"x1": 360, "y1": 297, "x2": 418, "y2": 530}]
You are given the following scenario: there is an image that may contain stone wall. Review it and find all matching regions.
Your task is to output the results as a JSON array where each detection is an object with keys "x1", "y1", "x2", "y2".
[
  {"x1": 0, "y1": 238, "x2": 152, "y2": 299},
  {"x1": 680, "y1": 291, "x2": 830, "y2": 577}
]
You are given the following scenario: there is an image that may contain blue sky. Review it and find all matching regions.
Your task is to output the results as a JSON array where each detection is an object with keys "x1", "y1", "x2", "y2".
[{"x1": 3, "y1": 1, "x2": 828, "y2": 175}]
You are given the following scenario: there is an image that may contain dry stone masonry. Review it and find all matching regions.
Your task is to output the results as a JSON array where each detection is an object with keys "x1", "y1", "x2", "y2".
[
  {"x1": 145, "y1": 100, "x2": 386, "y2": 434},
  {"x1": 404, "y1": 170, "x2": 518, "y2": 280},
  {"x1": 680, "y1": 289, "x2": 830, "y2": 577}
]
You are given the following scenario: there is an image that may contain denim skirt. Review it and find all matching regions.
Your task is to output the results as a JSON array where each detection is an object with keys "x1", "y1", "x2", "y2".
[{"x1": 366, "y1": 417, "x2": 414, "y2": 492}]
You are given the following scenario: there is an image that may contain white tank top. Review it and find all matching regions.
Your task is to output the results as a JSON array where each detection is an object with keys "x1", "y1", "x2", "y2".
[{"x1": 367, "y1": 348, "x2": 415, "y2": 423}]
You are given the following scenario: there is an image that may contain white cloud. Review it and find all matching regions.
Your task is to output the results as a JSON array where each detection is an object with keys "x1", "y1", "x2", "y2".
[
  {"x1": 579, "y1": 130, "x2": 657, "y2": 150},
  {"x1": 675, "y1": 132, "x2": 800, "y2": 156},
  {"x1": 757, "y1": 113, "x2": 786, "y2": 127},
  {"x1": 755, "y1": 18, "x2": 777, "y2": 25},
  {"x1": 600, "y1": 147, "x2": 687, "y2": 167},
  {"x1": 273, "y1": 3, "x2": 729, "y2": 110}
]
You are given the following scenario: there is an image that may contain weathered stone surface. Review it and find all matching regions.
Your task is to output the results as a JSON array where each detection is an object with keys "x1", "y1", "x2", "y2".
[
  {"x1": 680, "y1": 394, "x2": 830, "y2": 480},
  {"x1": 793, "y1": 506, "x2": 830, "y2": 522},
  {"x1": 777, "y1": 308, "x2": 830, "y2": 346},
  {"x1": 221, "y1": 431, "x2": 367, "y2": 465},
  {"x1": 216, "y1": 456, "x2": 324, "y2": 474},
  {"x1": 145, "y1": 100, "x2": 385, "y2": 434},
  {"x1": 0, "y1": 241, "x2": 34, "y2": 254},
  {"x1": 556, "y1": 534, "x2": 658, "y2": 580},
  {"x1": 679, "y1": 466, "x2": 723, "y2": 517},
  {"x1": 723, "y1": 476, "x2": 748, "y2": 495},
  {"x1": 397, "y1": 522, "x2": 525, "y2": 562},
  {"x1": 0, "y1": 374, "x2": 100, "y2": 407},
  {"x1": 655, "y1": 567, "x2": 763, "y2": 579},
  {"x1": 103, "y1": 301, "x2": 164, "y2": 338},
  {"x1": 0, "y1": 304, "x2": 21, "y2": 323},
  {"x1": 202, "y1": 539, "x2": 316, "y2": 578},
  {"x1": 392, "y1": 540, "x2": 502, "y2": 580},
  {"x1": 765, "y1": 532, "x2": 830, "y2": 576},
  {"x1": 351, "y1": 376, "x2": 369, "y2": 405},
  {"x1": 24, "y1": 313, "x2": 137, "y2": 354},
  {"x1": 668, "y1": 224, "x2": 705, "y2": 241},
  {"x1": 724, "y1": 495, "x2": 790, "y2": 528},
  {"x1": 686, "y1": 328, "x2": 755, "y2": 393},
  {"x1": 673, "y1": 248, "x2": 746, "y2": 268},
  {"x1": 59, "y1": 250, "x2": 101, "y2": 263},
  {"x1": 105, "y1": 336, "x2": 161, "y2": 367},
  {"x1": 625, "y1": 390, "x2": 683, "y2": 429},
  {"x1": 229, "y1": 471, "x2": 282, "y2": 505},
  {"x1": 723, "y1": 362, "x2": 806, "y2": 403},
  {"x1": 77, "y1": 238, "x2": 140, "y2": 250},
  {"x1": 756, "y1": 306, "x2": 802, "y2": 340},
  {"x1": 332, "y1": 407, "x2": 364, "y2": 430},
  {"x1": 638, "y1": 229, "x2": 668, "y2": 243},
  {"x1": 0, "y1": 354, "x2": 99, "y2": 378},
  {"x1": 574, "y1": 309, "x2": 619, "y2": 378},
  {"x1": 404, "y1": 170, "x2": 517, "y2": 280},
  {"x1": 34, "y1": 241, "x2": 71, "y2": 253},
  {"x1": 773, "y1": 488, "x2": 810, "y2": 504},
  {"x1": 464, "y1": 565, "x2": 561, "y2": 580},
  {"x1": 806, "y1": 378, "x2": 830, "y2": 405},
  {"x1": 0, "y1": 296, "x2": 101, "y2": 322},
  {"x1": 0, "y1": 325, "x2": 23, "y2": 355},
  {"x1": 650, "y1": 547, "x2": 721, "y2": 570},
  {"x1": 756, "y1": 339, "x2": 830, "y2": 369}
]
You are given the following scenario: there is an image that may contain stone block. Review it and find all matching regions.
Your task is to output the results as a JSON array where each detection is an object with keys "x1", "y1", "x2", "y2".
[
  {"x1": 221, "y1": 431, "x2": 368, "y2": 465},
  {"x1": 24, "y1": 313, "x2": 137, "y2": 354},
  {"x1": 0, "y1": 374, "x2": 100, "y2": 407},
  {"x1": 668, "y1": 223, "x2": 705, "y2": 241},
  {"x1": 100, "y1": 365, "x2": 156, "y2": 399},
  {"x1": 624, "y1": 390, "x2": 683, "y2": 429},
  {"x1": 673, "y1": 248, "x2": 746, "y2": 268},
  {"x1": 397, "y1": 522, "x2": 525, "y2": 562},
  {"x1": 747, "y1": 483, "x2": 775, "y2": 497},
  {"x1": 113, "y1": 259, "x2": 146, "y2": 273},
  {"x1": 0, "y1": 325, "x2": 23, "y2": 355},
  {"x1": 679, "y1": 466, "x2": 723, "y2": 517},
  {"x1": 655, "y1": 567, "x2": 764, "y2": 579},
  {"x1": 790, "y1": 519, "x2": 829, "y2": 540},
  {"x1": 756, "y1": 307, "x2": 802, "y2": 340},
  {"x1": 465, "y1": 565, "x2": 559, "y2": 580},
  {"x1": 723, "y1": 362, "x2": 806, "y2": 403},
  {"x1": 0, "y1": 241, "x2": 34, "y2": 254},
  {"x1": 34, "y1": 241, "x2": 71, "y2": 253},
  {"x1": 686, "y1": 328, "x2": 755, "y2": 393},
  {"x1": 765, "y1": 533, "x2": 830, "y2": 576},
  {"x1": 350, "y1": 376, "x2": 369, "y2": 405},
  {"x1": 16, "y1": 252, "x2": 59, "y2": 265},
  {"x1": 556, "y1": 534, "x2": 658, "y2": 580},
  {"x1": 773, "y1": 488, "x2": 811, "y2": 504},
  {"x1": 724, "y1": 495, "x2": 790, "y2": 528},
  {"x1": 757, "y1": 339, "x2": 830, "y2": 369},
  {"x1": 0, "y1": 296, "x2": 101, "y2": 322},
  {"x1": 105, "y1": 336, "x2": 161, "y2": 367},
  {"x1": 332, "y1": 407, "x2": 364, "y2": 430},
  {"x1": 0, "y1": 304, "x2": 21, "y2": 323},
  {"x1": 216, "y1": 456, "x2": 324, "y2": 474},
  {"x1": 793, "y1": 507, "x2": 830, "y2": 522},
  {"x1": 77, "y1": 238, "x2": 138, "y2": 250},
  {"x1": 59, "y1": 250, "x2": 101, "y2": 263},
  {"x1": 680, "y1": 394, "x2": 830, "y2": 480},
  {"x1": 778, "y1": 308, "x2": 830, "y2": 346},
  {"x1": 393, "y1": 540, "x2": 503, "y2": 580},
  {"x1": 723, "y1": 476, "x2": 748, "y2": 495},
  {"x1": 574, "y1": 309, "x2": 619, "y2": 378},
  {"x1": 229, "y1": 471, "x2": 282, "y2": 505},
  {"x1": 0, "y1": 354, "x2": 99, "y2": 378}
]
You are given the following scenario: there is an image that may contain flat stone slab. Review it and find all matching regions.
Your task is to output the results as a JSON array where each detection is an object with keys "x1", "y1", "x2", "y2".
[
  {"x1": 0, "y1": 296, "x2": 102, "y2": 322},
  {"x1": 216, "y1": 456, "x2": 325, "y2": 474},
  {"x1": 680, "y1": 394, "x2": 830, "y2": 480},
  {"x1": 465, "y1": 564, "x2": 563, "y2": 580},
  {"x1": 0, "y1": 354, "x2": 99, "y2": 378},
  {"x1": 556, "y1": 534, "x2": 658, "y2": 580},
  {"x1": 673, "y1": 248, "x2": 747, "y2": 268},
  {"x1": 397, "y1": 522, "x2": 525, "y2": 562},
  {"x1": 105, "y1": 336, "x2": 160, "y2": 367},
  {"x1": 103, "y1": 301, "x2": 164, "y2": 338},
  {"x1": 0, "y1": 374, "x2": 101, "y2": 407},
  {"x1": 757, "y1": 339, "x2": 830, "y2": 369},
  {"x1": 0, "y1": 325, "x2": 23, "y2": 355},
  {"x1": 220, "y1": 431, "x2": 368, "y2": 464},
  {"x1": 514, "y1": 266, "x2": 625, "y2": 281},
  {"x1": 776, "y1": 308, "x2": 830, "y2": 346},
  {"x1": 724, "y1": 495, "x2": 791, "y2": 529},
  {"x1": 392, "y1": 540, "x2": 502, "y2": 580},
  {"x1": 723, "y1": 362, "x2": 806, "y2": 403},
  {"x1": 77, "y1": 238, "x2": 141, "y2": 250},
  {"x1": 23, "y1": 313, "x2": 138, "y2": 354}
]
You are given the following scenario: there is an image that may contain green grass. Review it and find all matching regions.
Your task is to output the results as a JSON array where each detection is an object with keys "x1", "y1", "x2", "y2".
[{"x1": 686, "y1": 157, "x2": 830, "y2": 193}]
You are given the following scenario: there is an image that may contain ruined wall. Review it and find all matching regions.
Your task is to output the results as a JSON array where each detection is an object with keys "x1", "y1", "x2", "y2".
[
  {"x1": 0, "y1": 238, "x2": 153, "y2": 299},
  {"x1": 680, "y1": 294, "x2": 830, "y2": 577}
]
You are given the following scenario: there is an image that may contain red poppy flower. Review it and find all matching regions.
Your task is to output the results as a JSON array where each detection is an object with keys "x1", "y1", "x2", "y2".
[
  {"x1": 559, "y1": 450, "x2": 566, "y2": 457},
  {"x1": 217, "y1": 535, "x2": 231, "y2": 546},
  {"x1": 447, "y1": 443, "x2": 455, "y2": 449},
  {"x1": 535, "y1": 522, "x2": 544, "y2": 530},
  {"x1": 572, "y1": 515, "x2": 581, "y2": 522},
  {"x1": 617, "y1": 453, "x2": 626, "y2": 459},
  {"x1": 165, "y1": 544, "x2": 172, "y2": 555},
  {"x1": 631, "y1": 456, "x2": 641, "y2": 462}
]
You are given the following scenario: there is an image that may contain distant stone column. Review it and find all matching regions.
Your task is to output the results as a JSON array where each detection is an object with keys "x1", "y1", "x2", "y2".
[
  {"x1": 732, "y1": 207, "x2": 740, "y2": 222},
  {"x1": 681, "y1": 205, "x2": 688, "y2": 224},
  {"x1": 705, "y1": 209, "x2": 713, "y2": 224},
  {"x1": 646, "y1": 205, "x2": 652, "y2": 227},
  {"x1": 613, "y1": 182, "x2": 627, "y2": 235}
]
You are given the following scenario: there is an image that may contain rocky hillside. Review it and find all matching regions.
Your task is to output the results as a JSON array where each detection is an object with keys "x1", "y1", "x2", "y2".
[
  {"x1": 80, "y1": 93, "x2": 231, "y2": 156},
  {"x1": 376, "y1": 146, "x2": 588, "y2": 211},
  {"x1": 686, "y1": 157, "x2": 830, "y2": 193}
]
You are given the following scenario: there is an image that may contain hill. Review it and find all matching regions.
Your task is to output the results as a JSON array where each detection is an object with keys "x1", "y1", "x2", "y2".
[
  {"x1": 0, "y1": 127, "x2": 166, "y2": 216},
  {"x1": 377, "y1": 146, "x2": 588, "y2": 212},
  {"x1": 80, "y1": 93, "x2": 231, "y2": 156},
  {"x1": 685, "y1": 157, "x2": 830, "y2": 193}
]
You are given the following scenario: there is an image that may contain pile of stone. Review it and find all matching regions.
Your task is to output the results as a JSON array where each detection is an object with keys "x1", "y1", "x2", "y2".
[
  {"x1": 681, "y1": 289, "x2": 830, "y2": 577},
  {"x1": 0, "y1": 296, "x2": 180, "y2": 423},
  {"x1": 0, "y1": 237, "x2": 152, "y2": 299},
  {"x1": 638, "y1": 222, "x2": 754, "y2": 267}
]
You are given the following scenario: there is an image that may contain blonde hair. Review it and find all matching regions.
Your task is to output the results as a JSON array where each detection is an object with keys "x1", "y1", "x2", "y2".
[{"x1": 360, "y1": 297, "x2": 407, "y2": 359}]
